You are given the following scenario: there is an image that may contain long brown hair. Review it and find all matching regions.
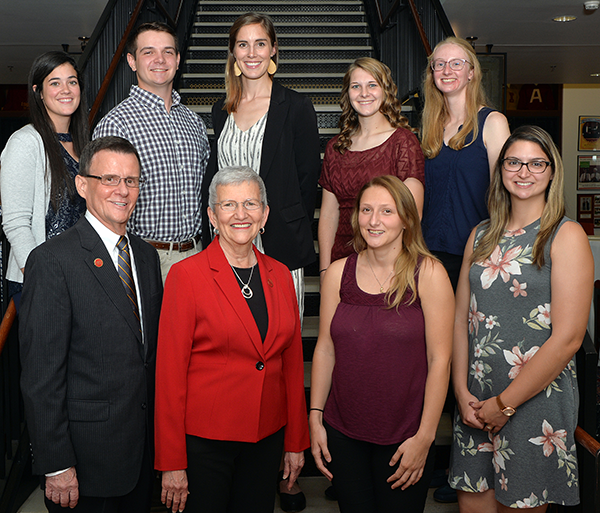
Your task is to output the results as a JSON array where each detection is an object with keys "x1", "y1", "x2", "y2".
[
  {"x1": 334, "y1": 58, "x2": 410, "y2": 154},
  {"x1": 420, "y1": 37, "x2": 488, "y2": 159},
  {"x1": 28, "y1": 51, "x2": 89, "y2": 210},
  {"x1": 223, "y1": 13, "x2": 278, "y2": 114},
  {"x1": 350, "y1": 175, "x2": 437, "y2": 308},
  {"x1": 471, "y1": 125, "x2": 565, "y2": 268}
]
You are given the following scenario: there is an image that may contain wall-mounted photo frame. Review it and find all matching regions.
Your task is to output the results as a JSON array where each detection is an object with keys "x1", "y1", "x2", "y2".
[
  {"x1": 577, "y1": 155, "x2": 600, "y2": 190},
  {"x1": 578, "y1": 194, "x2": 595, "y2": 234},
  {"x1": 579, "y1": 116, "x2": 600, "y2": 151},
  {"x1": 580, "y1": 195, "x2": 592, "y2": 214},
  {"x1": 477, "y1": 53, "x2": 507, "y2": 113}
]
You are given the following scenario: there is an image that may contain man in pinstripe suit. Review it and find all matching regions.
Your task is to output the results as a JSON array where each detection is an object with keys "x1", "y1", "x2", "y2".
[{"x1": 20, "y1": 137, "x2": 163, "y2": 513}]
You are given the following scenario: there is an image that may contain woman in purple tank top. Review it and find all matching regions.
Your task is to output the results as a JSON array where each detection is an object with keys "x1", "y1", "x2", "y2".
[{"x1": 310, "y1": 175, "x2": 454, "y2": 512}]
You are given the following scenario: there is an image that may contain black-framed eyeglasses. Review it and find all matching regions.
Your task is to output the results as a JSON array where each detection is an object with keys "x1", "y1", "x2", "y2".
[
  {"x1": 87, "y1": 174, "x2": 145, "y2": 188},
  {"x1": 430, "y1": 58, "x2": 471, "y2": 72},
  {"x1": 502, "y1": 159, "x2": 551, "y2": 174},
  {"x1": 215, "y1": 199, "x2": 263, "y2": 212}
]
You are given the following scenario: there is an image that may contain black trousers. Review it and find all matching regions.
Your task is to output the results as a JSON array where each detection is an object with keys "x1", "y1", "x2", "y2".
[
  {"x1": 325, "y1": 422, "x2": 435, "y2": 513},
  {"x1": 44, "y1": 438, "x2": 154, "y2": 513},
  {"x1": 431, "y1": 251, "x2": 463, "y2": 293},
  {"x1": 184, "y1": 428, "x2": 284, "y2": 513}
]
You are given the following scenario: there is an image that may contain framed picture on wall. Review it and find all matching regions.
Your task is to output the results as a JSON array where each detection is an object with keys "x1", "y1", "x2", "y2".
[
  {"x1": 580, "y1": 195, "x2": 592, "y2": 214},
  {"x1": 577, "y1": 155, "x2": 600, "y2": 189},
  {"x1": 578, "y1": 116, "x2": 600, "y2": 151},
  {"x1": 477, "y1": 53, "x2": 507, "y2": 112}
]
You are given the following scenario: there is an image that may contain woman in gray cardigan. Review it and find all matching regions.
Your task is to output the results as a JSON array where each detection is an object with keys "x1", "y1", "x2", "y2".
[{"x1": 1, "y1": 51, "x2": 89, "y2": 298}]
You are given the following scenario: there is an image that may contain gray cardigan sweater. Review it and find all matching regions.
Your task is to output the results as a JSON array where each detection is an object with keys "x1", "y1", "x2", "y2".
[{"x1": 1, "y1": 124, "x2": 51, "y2": 283}]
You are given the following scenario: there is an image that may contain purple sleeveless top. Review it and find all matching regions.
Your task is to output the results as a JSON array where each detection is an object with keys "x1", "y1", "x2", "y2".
[{"x1": 324, "y1": 253, "x2": 428, "y2": 445}]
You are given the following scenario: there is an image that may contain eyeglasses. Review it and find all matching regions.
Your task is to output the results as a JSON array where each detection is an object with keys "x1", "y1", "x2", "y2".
[
  {"x1": 215, "y1": 199, "x2": 263, "y2": 211},
  {"x1": 430, "y1": 58, "x2": 471, "y2": 72},
  {"x1": 502, "y1": 159, "x2": 551, "y2": 174},
  {"x1": 87, "y1": 174, "x2": 145, "y2": 188}
]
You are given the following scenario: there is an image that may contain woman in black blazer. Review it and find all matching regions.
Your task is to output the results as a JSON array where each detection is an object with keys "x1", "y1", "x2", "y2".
[
  {"x1": 201, "y1": 12, "x2": 320, "y2": 307},
  {"x1": 200, "y1": 13, "x2": 320, "y2": 511}
]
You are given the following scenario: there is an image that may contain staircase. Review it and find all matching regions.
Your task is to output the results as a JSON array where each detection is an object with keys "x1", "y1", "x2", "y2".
[{"x1": 178, "y1": 0, "x2": 374, "y2": 360}]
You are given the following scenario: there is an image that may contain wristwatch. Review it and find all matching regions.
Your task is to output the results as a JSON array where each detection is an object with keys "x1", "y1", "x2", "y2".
[{"x1": 496, "y1": 394, "x2": 516, "y2": 417}]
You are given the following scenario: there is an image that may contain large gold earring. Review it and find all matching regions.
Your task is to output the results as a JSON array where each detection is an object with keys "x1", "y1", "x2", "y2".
[
  {"x1": 233, "y1": 61, "x2": 242, "y2": 77},
  {"x1": 267, "y1": 59, "x2": 277, "y2": 75}
]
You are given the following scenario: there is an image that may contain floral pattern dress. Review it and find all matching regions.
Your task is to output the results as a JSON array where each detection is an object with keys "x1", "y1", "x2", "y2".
[{"x1": 449, "y1": 217, "x2": 580, "y2": 508}]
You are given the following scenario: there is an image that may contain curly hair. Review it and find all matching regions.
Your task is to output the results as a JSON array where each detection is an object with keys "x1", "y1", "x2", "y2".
[
  {"x1": 334, "y1": 58, "x2": 410, "y2": 154},
  {"x1": 223, "y1": 13, "x2": 278, "y2": 114},
  {"x1": 420, "y1": 37, "x2": 488, "y2": 159}
]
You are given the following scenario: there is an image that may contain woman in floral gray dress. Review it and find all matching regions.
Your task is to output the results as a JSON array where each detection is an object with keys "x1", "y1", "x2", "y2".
[{"x1": 450, "y1": 126, "x2": 593, "y2": 512}]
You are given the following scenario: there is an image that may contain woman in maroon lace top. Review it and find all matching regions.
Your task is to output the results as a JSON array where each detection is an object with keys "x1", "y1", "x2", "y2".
[
  {"x1": 310, "y1": 176, "x2": 454, "y2": 512},
  {"x1": 318, "y1": 58, "x2": 425, "y2": 280}
]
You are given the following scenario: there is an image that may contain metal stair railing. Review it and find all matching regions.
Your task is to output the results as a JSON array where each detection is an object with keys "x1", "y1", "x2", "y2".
[
  {"x1": 361, "y1": 0, "x2": 453, "y2": 111},
  {"x1": 1, "y1": 4, "x2": 199, "y2": 511},
  {"x1": 79, "y1": 0, "x2": 198, "y2": 128},
  {"x1": 571, "y1": 331, "x2": 600, "y2": 512},
  {"x1": 0, "y1": 297, "x2": 30, "y2": 513}
]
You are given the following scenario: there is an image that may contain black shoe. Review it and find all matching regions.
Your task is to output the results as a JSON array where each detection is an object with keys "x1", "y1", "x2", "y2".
[
  {"x1": 277, "y1": 472, "x2": 306, "y2": 512},
  {"x1": 433, "y1": 483, "x2": 458, "y2": 503},
  {"x1": 324, "y1": 485, "x2": 338, "y2": 501}
]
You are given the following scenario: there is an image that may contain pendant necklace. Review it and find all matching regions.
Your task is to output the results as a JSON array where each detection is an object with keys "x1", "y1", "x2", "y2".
[
  {"x1": 365, "y1": 253, "x2": 394, "y2": 293},
  {"x1": 232, "y1": 263, "x2": 256, "y2": 299}
]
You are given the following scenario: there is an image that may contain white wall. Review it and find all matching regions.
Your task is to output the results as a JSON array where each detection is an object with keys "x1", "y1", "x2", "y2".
[{"x1": 562, "y1": 84, "x2": 600, "y2": 219}]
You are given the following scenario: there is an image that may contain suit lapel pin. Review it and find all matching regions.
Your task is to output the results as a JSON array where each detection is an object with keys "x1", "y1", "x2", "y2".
[
  {"x1": 267, "y1": 279, "x2": 273, "y2": 288},
  {"x1": 94, "y1": 258, "x2": 103, "y2": 268}
]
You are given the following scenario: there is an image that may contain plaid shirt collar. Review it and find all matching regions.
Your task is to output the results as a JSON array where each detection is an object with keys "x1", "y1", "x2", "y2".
[{"x1": 129, "y1": 85, "x2": 182, "y2": 111}]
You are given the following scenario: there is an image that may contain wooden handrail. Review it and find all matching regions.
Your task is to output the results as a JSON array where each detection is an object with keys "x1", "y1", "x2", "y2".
[
  {"x1": 372, "y1": 0, "x2": 432, "y2": 56},
  {"x1": 88, "y1": 0, "x2": 188, "y2": 127},
  {"x1": 88, "y1": 0, "x2": 145, "y2": 126},
  {"x1": 0, "y1": 298, "x2": 16, "y2": 356},
  {"x1": 406, "y1": 0, "x2": 432, "y2": 56},
  {"x1": 576, "y1": 425, "x2": 600, "y2": 456}
]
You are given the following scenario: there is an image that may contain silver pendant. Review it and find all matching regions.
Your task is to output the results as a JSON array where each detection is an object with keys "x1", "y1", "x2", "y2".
[{"x1": 241, "y1": 284, "x2": 253, "y2": 299}]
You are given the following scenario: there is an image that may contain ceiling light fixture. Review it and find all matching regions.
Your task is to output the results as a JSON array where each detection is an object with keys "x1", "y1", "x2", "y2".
[
  {"x1": 591, "y1": 73, "x2": 600, "y2": 77},
  {"x1": 584, "y1": 1, "x2": 599, "y2": 10},
  {"x1": 553, "y1": 15, "x2": 577, "y2": 21},
  {"x1": 465, "y1": 36, "x2": 478, "y2": 48}
]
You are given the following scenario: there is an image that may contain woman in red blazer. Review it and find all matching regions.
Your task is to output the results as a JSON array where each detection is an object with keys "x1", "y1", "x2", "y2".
[{"x1": 155, "y1": 166, "x2": 309, "y2": 512}]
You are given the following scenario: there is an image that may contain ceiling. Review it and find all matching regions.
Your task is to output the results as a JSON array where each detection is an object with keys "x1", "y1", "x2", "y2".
[
  {"x1": 0, "y1": 0, "x2": 108, "y2": 85},
  {"x1": 0, "y1": 0, "x2": 598, "y2": 85},
  {"x1": 441, "y1": 0, "x2": 600, "y2": 85}
]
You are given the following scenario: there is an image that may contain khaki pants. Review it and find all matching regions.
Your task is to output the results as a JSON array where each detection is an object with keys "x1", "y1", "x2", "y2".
[{"x1": 155, "y1": 243, "x2": 202, "y2": 284}]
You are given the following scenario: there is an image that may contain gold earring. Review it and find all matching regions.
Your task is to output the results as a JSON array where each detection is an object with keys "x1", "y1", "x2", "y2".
[
  {"x1": 267, "y1": 59, "x2": 277, "y2": 75},
  {"x1": 233, "y1": 61, "x2": 242, "y2": 77}
]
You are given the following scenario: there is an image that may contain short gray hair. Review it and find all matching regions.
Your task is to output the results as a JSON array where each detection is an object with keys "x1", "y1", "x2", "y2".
[{"x1": 208, "y1": 166, "x2": 268, "y2": 210}]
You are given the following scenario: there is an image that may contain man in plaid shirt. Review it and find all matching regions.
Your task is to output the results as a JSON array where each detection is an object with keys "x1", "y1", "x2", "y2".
[{"x1": 94, "y1": 21, "x2": 209, "y2": 281}]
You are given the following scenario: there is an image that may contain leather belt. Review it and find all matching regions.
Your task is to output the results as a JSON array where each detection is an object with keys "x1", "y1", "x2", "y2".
[{"x1": 145, "y1": 234, "x2": 200, "y2": 252}]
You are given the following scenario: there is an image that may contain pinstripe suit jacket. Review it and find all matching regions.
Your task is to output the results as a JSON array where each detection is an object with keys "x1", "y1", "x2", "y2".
[{"x1": 19, "y1": 216, "x2": 163, "y2": 497}]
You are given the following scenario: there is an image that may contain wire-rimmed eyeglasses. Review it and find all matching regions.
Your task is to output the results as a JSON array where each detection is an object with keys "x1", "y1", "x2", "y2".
[
  {"x1": 502, "y1": 159, "x2": 551, "y2": 174},
  {"x1": 215, "y1": 199, "x2": 263, "y2": 211},
  {"x1": 430, "y1": 58, "x2": 471, "y2": 72},
  {"x1": 87, "y1": 174, "x2": 145, "y2": 188}
]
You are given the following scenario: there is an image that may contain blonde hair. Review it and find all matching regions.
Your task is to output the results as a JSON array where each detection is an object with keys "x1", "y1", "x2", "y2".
[
  {"x1": 420, "y1": 37, "x2": 488, "y2": 158},
  {"x1": 223, "y1": 13, "x2": 278, "y2": 114},
  {"x1": 471, "y1": 125, "x2": 565, "y2": 268},
  {"x1": 350, "y1": 175, "x2": 437, "y2": 308},
  {"x1": 334, "y1": 58, "x2": 410, "y2": 154}
]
